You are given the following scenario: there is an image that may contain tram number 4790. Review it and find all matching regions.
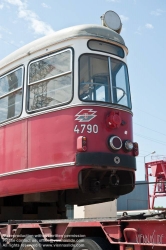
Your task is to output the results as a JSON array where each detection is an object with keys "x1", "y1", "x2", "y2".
[{"x1": 74, "y1": 124, "x2": 98, "y2": 134}]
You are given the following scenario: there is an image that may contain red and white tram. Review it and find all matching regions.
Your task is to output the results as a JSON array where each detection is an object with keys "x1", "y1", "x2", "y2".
[{"x1": 0, "y1": 11, "x2": 138, "y2": 219}]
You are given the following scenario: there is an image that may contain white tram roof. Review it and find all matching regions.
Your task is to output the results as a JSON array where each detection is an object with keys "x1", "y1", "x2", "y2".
[{"x1": 0, "y1": 24, "x2": 126, "y2": 71}]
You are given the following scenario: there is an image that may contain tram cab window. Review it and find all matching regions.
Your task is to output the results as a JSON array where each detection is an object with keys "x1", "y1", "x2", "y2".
[
  {"x1": 28, "y1": 49, "x2": 72, "y2": 111},
  {"x1": 79, "y1": 54, "x2": 111, "y2": 102},
  {"x1": 0, "y1": 67, "x2": 23, "y2": 123},
  {"x1": 111, "y1": 58, "x2": 131, "y2": 108},
  {"x1": 79, "y1": 54, "x2": 131, "y2": 109}
]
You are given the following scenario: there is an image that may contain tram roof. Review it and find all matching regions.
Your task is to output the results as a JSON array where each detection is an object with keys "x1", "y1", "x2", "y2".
[{"x1": 0, "y1": 24, "x2": 126, "y2": 71}]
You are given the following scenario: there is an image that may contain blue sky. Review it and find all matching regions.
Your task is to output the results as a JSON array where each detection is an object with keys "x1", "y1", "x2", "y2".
[{"x1": 0, "y1": 0, "x2": 166, "y2": 207}]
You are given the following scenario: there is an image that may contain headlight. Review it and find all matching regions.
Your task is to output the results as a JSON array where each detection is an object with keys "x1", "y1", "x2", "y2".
[
  {"x1": 108, "y1": 136, "x2": 122, "y2": 150},
  {"x1": 124, "y1": 140, "x2": 134, "y2": 151}
]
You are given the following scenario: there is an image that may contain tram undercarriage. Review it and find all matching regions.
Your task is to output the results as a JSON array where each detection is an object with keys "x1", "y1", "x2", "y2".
[{"x1": 0, "y1": 168, "x2": 134, "y2": 221}]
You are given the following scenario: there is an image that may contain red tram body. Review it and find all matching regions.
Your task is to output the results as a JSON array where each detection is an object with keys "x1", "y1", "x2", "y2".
[{"x1": 0, "y1": 21, "x2": 138, "y2": 219}]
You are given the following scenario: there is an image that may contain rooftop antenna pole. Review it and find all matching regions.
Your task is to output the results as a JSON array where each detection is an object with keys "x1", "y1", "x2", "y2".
[{"x1": 100, "y1": 15, "x2": 104, "y2": 26}]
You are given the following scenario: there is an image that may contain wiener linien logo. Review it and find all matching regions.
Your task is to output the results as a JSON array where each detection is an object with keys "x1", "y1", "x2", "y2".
[{"x1": 75, "y1": 109, "x2": 97, "y2": 122}]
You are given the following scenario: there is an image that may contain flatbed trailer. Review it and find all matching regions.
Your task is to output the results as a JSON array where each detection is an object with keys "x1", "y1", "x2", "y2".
[{"x1": 0, "y1": 213, "x2": 166, "y2": 250}]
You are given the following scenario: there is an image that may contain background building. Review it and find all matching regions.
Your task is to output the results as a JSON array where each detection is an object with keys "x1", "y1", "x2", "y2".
[
  {"x1": 66, "y1": 181, "x2": 149, "y2": 219},
  {"x1": 117, "y1": 181, "x2": 148, "y2": 211},
  {"x1": 74, "y1": 201, "x2": 117, "y2": 219}
]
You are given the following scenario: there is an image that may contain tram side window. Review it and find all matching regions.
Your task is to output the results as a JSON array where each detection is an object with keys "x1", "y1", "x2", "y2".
[
  {"x1": 0, "y1": 67, "x2": 23, "y2": 123},
  {"x1": 28, "y1": 49, "x2": 72, "y2": 111}
]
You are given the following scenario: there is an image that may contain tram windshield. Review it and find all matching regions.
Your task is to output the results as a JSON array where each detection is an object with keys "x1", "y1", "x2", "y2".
[{"x1": 79, "y1": 54, "x2": 131, "y2": 108}]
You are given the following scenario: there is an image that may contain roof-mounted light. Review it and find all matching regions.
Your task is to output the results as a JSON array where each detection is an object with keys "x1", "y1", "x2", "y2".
[{"x1": 101, "y1": 10, "x2": 122, "y2": 34}]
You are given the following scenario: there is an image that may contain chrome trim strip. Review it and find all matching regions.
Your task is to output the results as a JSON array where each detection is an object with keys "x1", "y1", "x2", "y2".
[
  {"x1": 0, "y1": 102, "x2": 132, "y2": 127},
  {"x1": 29, "y1": 102, "x2": 132, "y2": 114},
  {"x1": 0, "y1": 162, "x2": 75, "y2": 178}
]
